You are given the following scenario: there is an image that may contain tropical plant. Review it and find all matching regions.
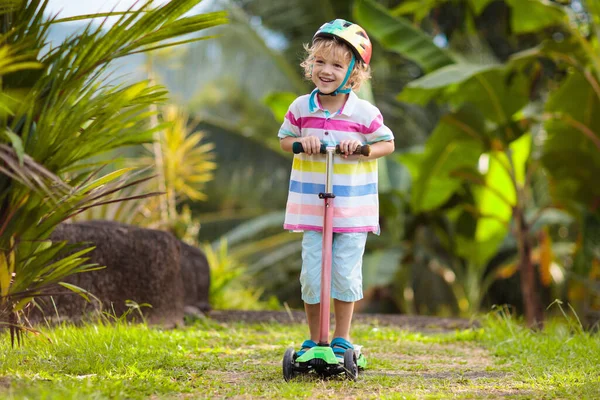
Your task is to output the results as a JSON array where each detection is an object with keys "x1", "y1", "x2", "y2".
[
  {"x1": 143, "y1": 104, "x2": 217, "y2": 241},
  {"x1": 354, "y1": 0, "x2": 600, "y2": 326},
  {"x1": 68, "y1": 46, "x2": 219, "y2": 245},
  {"x1": 204, "y1": 239, "x2": 280, "y2": 310},
  {"x1": 69, "y1": 105, "x2": 217, "y2": 246},
  {"x1": 0, "y1": 0, "x2": 227, "y2": 344}
]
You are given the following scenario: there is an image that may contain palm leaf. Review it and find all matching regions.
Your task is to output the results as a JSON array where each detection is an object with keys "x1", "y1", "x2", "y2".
[
  {"x1": 0, "y1": 0, "x2": 227, "y2": 342},
  {"x1": 353, "y1": 0, "x2": 455, "y2": 73}
]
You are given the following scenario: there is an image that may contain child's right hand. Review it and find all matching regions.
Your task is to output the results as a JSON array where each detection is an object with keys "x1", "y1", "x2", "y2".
[{"x1": 296, "y1": 136, "x2": 322, "y2": 155}]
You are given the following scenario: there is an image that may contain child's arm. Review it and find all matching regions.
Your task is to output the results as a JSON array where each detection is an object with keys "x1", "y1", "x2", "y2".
[
  {"x1": 280, "y1": 136, "x2": 322, "y2": 155},
  {"x1": 364, "y1": 140, "x2": 394, "y2": 160}
]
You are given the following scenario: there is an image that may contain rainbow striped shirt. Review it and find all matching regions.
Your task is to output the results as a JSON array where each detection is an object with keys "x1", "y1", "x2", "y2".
[{"x1": 278, "y1": 90, "x2": 394, "y2": 234}]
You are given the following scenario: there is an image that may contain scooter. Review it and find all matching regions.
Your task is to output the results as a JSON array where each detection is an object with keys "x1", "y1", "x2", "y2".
[{"x1": 282, "y1": 142, "x2": 370, "y2": 381}]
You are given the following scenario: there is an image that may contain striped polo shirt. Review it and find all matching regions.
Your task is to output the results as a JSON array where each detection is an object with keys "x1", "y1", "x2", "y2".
[{"x1": 278, "y1": 90, "x2": 394, "y2": 234}]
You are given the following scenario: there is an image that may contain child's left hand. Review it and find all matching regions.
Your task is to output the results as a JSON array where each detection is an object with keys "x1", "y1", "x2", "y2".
[{"x1": 338, "y1": 140, "x2": 363, "y2": 158}]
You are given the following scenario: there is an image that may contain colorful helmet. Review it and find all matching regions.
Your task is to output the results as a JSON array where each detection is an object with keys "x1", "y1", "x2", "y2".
[{"x1": 313, "y1": 19, "x2": 372, "y2": 65}]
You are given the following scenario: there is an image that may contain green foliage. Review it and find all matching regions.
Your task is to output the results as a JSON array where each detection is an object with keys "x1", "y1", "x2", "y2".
[
  {"x1": 398, "y1": 63, "x2": 499, "y2": 106},
  {"x1": 399, "y1": 63, "x2": 533, "y2": 269},
  {"x1": 389, "y1": 0, "x2": 497, "y2": 20},
  {"x1": 150, "y1": 106, "x2": 217, "y2": 202},
  {"x1": 469, "y1": 0, "x2": 496, "y2": 16},
  {"x1": 362, "y1": 248, "x2": 404, "y2": 289},
  {"x1": 401, "y1": 65, "x2": 531, "y2": 129},
  {"x1": 541, "y1": 70, "x2": 600, "y2": 212},
  {"x1": 506, "y1": 1, "x2": 600, "y2": 216},
  {"x1": 353, "y1": 0, "x2": 455, "y2": 72},
  {"x1": 505, "y1": 0, "x2": 600, "y2": 308},
  {"x1": 483, "y1": 304, "x2": 600, "y2": 396},
  {"x1": 264, "y1": 92, "x2": 298, "y2": 123},
  {"x1": 505, "y1": 0, "x2": 567, "y2": 34},
  {"x1": 204, "y1": 240, "x2": 280, "y2": 310},
  {"x1": 130, "y1": 103, "x2": 217, "y2": 240},
  {"x1": 362, "y1": 0, "x2": 600, "y2": 323},
  {"x1": 0, "y1": 0, "x2": 227, "y2": 341},
  {"x1": 399, "y1": 109, "x2": 485, "y2": 213}
]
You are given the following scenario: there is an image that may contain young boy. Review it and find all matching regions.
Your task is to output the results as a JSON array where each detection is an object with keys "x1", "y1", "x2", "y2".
[{"x1": 278, "y1": 19, "x2": 395, "y2": 359}]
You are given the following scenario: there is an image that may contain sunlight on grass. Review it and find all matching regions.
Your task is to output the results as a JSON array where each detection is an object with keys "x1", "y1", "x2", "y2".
[
  {"x1": 0, "y1": 312, "x2": 598, "y2": 399},
  {"x1": 480, "y1": 308, "x2": 600, "y2": 398}
]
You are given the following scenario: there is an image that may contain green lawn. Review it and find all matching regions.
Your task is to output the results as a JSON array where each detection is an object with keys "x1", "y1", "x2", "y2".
[{"x1": 0, "y1": 311, "x2": 598, "y2": 399}]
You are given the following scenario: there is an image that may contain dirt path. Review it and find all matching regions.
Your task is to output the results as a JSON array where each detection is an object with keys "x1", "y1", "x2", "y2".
[
  {"x1": 208, "y1": 309, "x2": 479, "y2": 332},
  {"x1": 200, "y1": 311, "x2": 530, "y2": 398}
]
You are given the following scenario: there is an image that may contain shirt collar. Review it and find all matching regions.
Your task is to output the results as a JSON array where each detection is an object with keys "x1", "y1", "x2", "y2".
[{"x1": 308, "y1": 89, "x2": 357, "y2": 117}]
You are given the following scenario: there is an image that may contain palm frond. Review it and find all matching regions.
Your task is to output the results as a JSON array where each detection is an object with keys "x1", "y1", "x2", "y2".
[
  {"x1": 0, "y1": 0, "x2": 21, "y2": 15},
  {"x1": 0, "y1": 0, "x2": 228, "y2": 343}
]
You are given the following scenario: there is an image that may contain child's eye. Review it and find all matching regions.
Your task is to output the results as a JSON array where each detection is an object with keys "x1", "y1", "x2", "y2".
[
  {"x1": 315, "y1": 59, "x2": 324, "y2": 64},
  {"x1": 334, "y1": 64, "x2": 343, "y2": 68}
]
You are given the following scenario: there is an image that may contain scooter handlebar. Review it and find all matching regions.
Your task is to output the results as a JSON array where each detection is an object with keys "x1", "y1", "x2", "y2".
[{"x1": 292, "y1": 142, "x2": 371, "y2": 157}]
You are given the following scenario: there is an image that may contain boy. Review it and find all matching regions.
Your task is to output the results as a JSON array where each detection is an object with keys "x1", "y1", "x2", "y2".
[{"x1": 278, "y1": 19, "x2": 394, "y2": 359}]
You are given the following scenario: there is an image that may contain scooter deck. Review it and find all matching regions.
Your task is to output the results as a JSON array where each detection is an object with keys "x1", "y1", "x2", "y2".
[
  {"x1": 295, "y1": 346, "x2": 338, "y2": 364},
  {"x1": 294, "y1": 345, "x2": 367, "y2": 372}
]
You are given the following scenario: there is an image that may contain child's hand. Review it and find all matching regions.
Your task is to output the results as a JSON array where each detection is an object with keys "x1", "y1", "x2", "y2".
[
  {"x1": 297, "y1": 136, "x2": 321, "y2": 155},
  {"x1": 338, "y1": 140, "x2": 362, "y2": 158}
]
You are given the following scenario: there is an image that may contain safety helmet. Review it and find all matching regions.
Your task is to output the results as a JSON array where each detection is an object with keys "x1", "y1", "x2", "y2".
[{"x1": 313, "y1": 19, "x2": 372, "y2": 65}]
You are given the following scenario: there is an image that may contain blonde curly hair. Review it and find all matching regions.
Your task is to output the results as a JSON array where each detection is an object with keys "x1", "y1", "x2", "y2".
[{"x1": 300, "y1": 37, "x2": 371, "y2": 92}]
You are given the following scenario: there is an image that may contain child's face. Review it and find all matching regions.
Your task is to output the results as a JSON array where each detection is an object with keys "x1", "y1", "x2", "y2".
[{"x1": 311, "y1": 46, "x2": 351, "y2": 94}]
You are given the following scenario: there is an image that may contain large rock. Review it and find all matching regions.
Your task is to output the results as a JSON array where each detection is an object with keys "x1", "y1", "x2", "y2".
[
  {"x1": 180, "y1": 241, "x2": 211, "y2": 315},
  {"x1": 33, "y1": 221, "x2": 186, "y2": 327},
  {"x1": 84, "y1": 220, "x2": 211, "y2": 315}
]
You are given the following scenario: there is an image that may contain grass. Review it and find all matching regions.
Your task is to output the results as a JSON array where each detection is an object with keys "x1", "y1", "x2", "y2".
[{"x1": 0, "y1": 310, "x2": 599, "y2": 399}]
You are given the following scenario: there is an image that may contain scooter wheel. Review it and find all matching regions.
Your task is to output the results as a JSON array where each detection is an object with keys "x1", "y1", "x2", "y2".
[
  {"x1": 282, "y1": 347, "x2": 297, "y2": 381},
  {"x1": 343, "y1": 348, "x2": 358, "y2": 381}
]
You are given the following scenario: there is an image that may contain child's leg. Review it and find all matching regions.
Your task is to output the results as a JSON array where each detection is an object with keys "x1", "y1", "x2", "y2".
[
  {"x1": 333, "y1": 299, "x2": 355, "y2": 341},
  {"x1": 300, "y1": 231, "x2": 366, "y2": 344},
  {"x1": 304, "y1": 302, "x2": 321, "y2": 342},
  {"x1": 300, "y1": 231, "x2": 323, "y2": 342}
]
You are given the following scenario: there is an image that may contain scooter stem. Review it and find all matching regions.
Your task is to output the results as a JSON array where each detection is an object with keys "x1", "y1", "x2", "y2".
[{"x1": 319, "y1": 147, "x2": 335, "y2": 345}]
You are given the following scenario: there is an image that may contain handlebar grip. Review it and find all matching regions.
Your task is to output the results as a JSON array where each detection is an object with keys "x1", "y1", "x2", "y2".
[
  {"x1": 292, "y1": 142, "x2": 326, "y2": 154},
  {"x1": 337, "y1": 144, "x2": 371, "y2": 157},
  {"x1": 292, "y1": 142, "x2": 371, "y2": 156}
]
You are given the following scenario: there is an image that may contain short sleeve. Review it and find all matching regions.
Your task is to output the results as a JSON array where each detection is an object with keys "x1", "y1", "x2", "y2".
[
  {"x1": 278, "y1": 98, "x2": 301, "y2": 139},
  {"x1": 366, "y1": 111, "x2": 394, "y2": 144}
]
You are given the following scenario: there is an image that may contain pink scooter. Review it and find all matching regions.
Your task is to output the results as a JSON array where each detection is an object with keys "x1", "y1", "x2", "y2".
[{"x1": 283, "y1": 142, "x2": 370, "y2": 381}]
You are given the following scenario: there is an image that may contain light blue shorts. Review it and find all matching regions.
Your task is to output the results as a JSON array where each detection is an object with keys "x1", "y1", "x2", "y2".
[{"x1": 300, "y1": 231, "x2": 368, "y2": 304}]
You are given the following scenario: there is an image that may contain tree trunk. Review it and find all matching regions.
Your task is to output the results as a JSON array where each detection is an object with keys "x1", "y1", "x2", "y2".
[{"x1": 515, "y1": 208, "x2": 544, "y2": 328}]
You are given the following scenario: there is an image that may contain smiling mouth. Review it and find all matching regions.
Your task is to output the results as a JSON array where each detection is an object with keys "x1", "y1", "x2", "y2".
[{"x1": 320, "y1": 77, "x2": 334, "y2": 83}]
